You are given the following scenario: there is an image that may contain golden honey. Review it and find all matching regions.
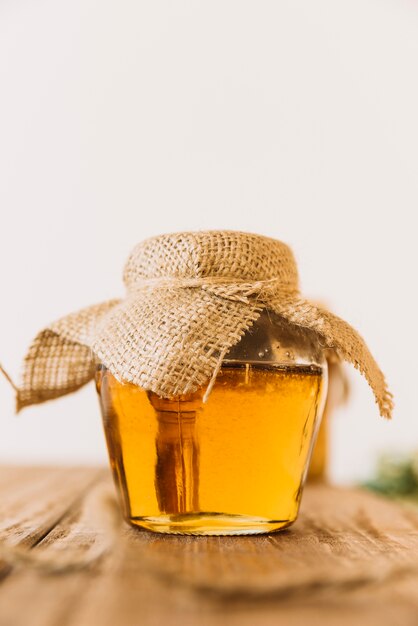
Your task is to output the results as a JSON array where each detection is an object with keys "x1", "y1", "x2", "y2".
[{"x1": 97, "y1": 363, "x2": 326, "y2": 535}]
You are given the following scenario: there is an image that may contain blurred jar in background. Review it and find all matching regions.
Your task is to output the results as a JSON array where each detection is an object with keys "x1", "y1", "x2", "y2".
[{"x1": 308, "y1": 352, "x2": 349, "y2": 482}]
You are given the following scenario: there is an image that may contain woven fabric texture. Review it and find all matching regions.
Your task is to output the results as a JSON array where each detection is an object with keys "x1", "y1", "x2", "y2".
[{"x1": 15, "y1": 231, "x2": 393, "y2": 417}]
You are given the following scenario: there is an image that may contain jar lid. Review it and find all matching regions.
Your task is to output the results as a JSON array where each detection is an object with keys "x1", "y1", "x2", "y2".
[{"x1": 14, "y1": 231, "x2": 392, "y2": 417}]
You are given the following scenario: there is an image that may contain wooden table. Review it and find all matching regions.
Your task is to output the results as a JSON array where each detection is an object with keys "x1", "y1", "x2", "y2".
[{"x1": 0, "y1": 466, "x2": 418, "y2": 626}]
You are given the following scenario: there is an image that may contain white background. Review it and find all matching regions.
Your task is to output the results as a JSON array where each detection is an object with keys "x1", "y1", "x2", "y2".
[{"x1": 0, "y1": 0, "x2": 417, "y2": 483}]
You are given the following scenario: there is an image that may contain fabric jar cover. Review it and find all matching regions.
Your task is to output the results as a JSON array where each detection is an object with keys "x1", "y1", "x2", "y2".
[{"x1": 13, "y1": 231, "x2": 393, "y2": 418}]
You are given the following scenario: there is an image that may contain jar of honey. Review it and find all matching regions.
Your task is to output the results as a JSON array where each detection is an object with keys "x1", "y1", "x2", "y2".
[
  {"x1": 12, "y1": 231, "x2": 392, "y2": 537},
  {"x1": 96, "y1": 310, "x2": 328, "y2": 535}
]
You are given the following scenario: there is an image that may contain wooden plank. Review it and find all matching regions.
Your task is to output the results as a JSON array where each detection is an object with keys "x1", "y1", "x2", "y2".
[
  {"x1": 0, "y1": 468, "x2": 418, "y2": 626},
  {"x1": 63, "y1": 485, "x2": 418, "y2": 626},
  {"x1": 0, "y1": 466, "x2": 102, "y2": 548}
]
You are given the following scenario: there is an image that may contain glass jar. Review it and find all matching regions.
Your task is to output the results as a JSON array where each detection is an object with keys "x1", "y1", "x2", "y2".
[{"x1": 96, "y1": 310, "x2": 328, "y2": 535}]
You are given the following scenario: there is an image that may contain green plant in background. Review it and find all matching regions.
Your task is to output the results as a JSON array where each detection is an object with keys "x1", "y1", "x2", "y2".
[{"x1": 364, "y1": 452, "x2": 418, "y2": 501}]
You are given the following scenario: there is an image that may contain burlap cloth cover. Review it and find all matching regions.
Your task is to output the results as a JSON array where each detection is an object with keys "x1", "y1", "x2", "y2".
[{"x1": 14, "y1": 231, "x2": 393, "y2": 417}]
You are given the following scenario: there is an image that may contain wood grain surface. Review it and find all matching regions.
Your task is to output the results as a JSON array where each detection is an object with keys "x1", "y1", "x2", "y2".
[{"x1": 0, "y1": 466, "x2": 417, "y2": 626}]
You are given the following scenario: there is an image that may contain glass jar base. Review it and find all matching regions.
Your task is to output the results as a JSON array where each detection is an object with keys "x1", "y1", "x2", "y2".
[{"x1": 128, "y1": 513, "x2": 295, "y2": 535}]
